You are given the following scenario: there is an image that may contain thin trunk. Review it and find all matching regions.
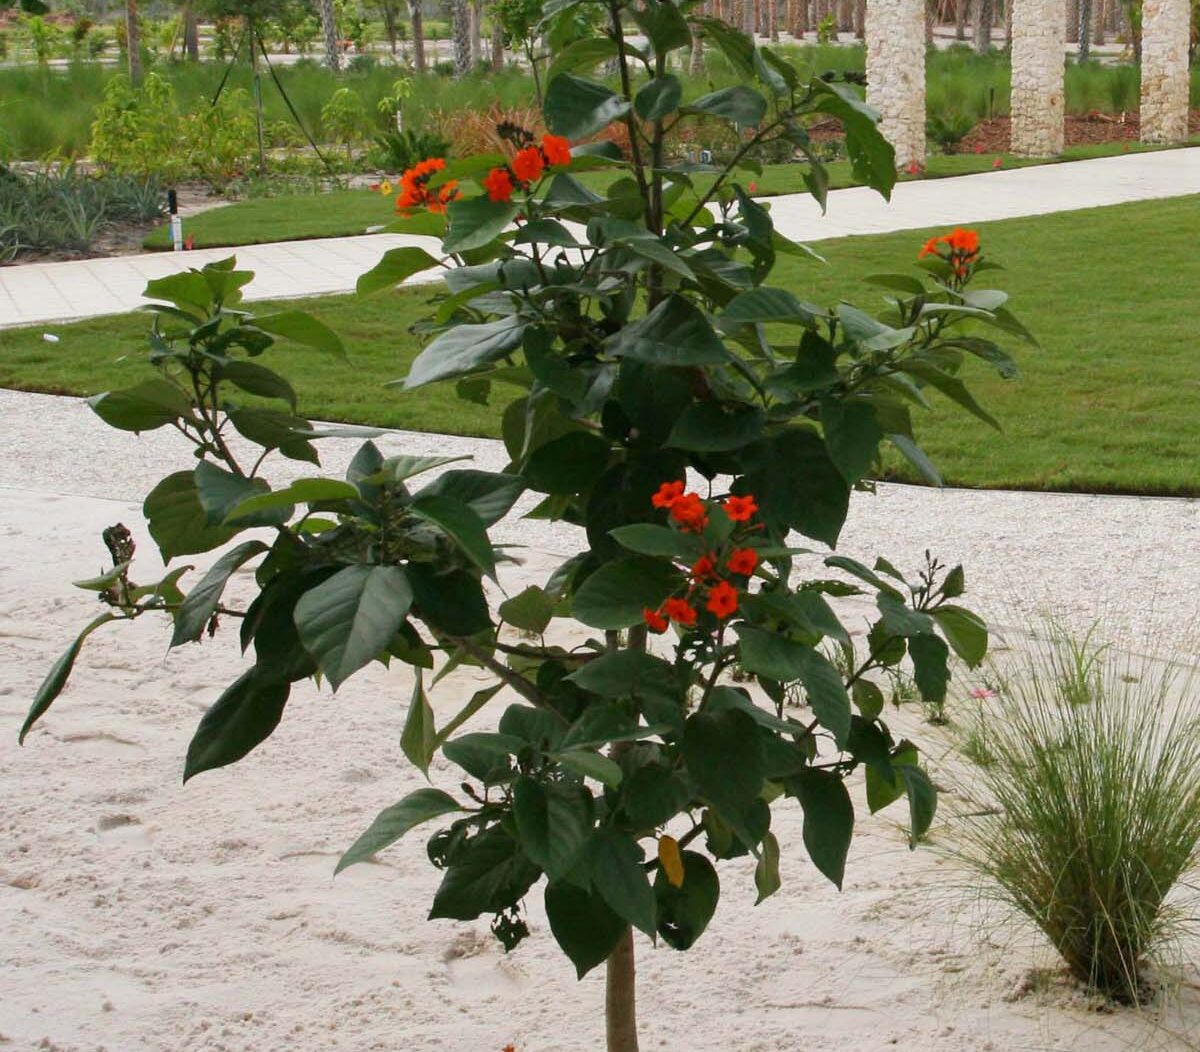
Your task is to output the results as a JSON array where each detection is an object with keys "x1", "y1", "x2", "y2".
[
  {"x1": 972, "y1": 0, "x2": 991, "y2": 52},
  {"x1": 491, "y1": 11, "x2": 504, "y2": 70},
  {"x1": 1078, "y1": 0, "x2": 1092, "y2": 58},
  {"x1": 769, "y1": 0, "x2": 780, "y2": 39},
  {"x1": 689, "y1": 24, "x2": 705, "y2": 71},
  {"x1": 381, "y1": 0, "x2": 399, "y2": 53},
  {"x1": 1066, "y1": 0, "x2": 1079, "y2": 42},
  {"x1": 452, "y1": 0, "x2": 471, "y2": 75},
  {"x1": 1004, "y1": 0, "x2": 1013, "y2": 48},
  {"x1": 924, "y1": 0, "x2": 933, "y2": 44},
  {"x1": 182, "y1": 1, "x2": 199, "y2": 60},
  {"x1": 1094, "y1": 0, "x2": 1106, "y2": 44},
  {"x1": 853, "y1": 0, "x2": 864, "y2": 39},
  {"x1": 742, "y1": 0, "x2": 756, "y2": 37},
  {"x1": 469, "y1": 0, "x2": 482, "y2": 66},
  {"x1": 792, "y1": 0, "x2": 807, "y2": 37},
  {"x1": 319, "y1": 0, "x2": 340, "y2": 72},
  {"x1": 955, "y1": 0, "x2": 966, "y2": 39},
  {"x1": 125, "y1": 0, "x2": 141, "y2": 82},
  {"x1": 605, "y1": 925, "x2": 638, "y2": 1050},
  {"x1": 408, "y1": 0, "x2": 426, "y2": 71}
]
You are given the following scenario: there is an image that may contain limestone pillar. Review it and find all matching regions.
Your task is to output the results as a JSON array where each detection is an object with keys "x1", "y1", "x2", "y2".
[
  {"x1": 1140, "y1": 0, "x2": 1190, "y2": 143},
  {"x1": 865, "y1": 0, "x2": 926, "y2": 169},
  {"x1": 1009, "y1": 0, "x2": 1065, "y2": 156}
]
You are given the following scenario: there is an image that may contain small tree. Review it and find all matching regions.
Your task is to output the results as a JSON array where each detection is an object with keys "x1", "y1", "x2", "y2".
[{"x1": 21, "y1": 6, "x2": 1032, "y2": 1049}]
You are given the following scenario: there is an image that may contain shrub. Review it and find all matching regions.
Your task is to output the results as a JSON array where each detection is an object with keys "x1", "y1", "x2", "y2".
[
  {"x1": 926, "y1": 111, "x2": 977, "y2": 155},
  {"x1": 90, "y1": 72, "x2": 185, "y2": 181},
  {"x1": 956, "y1": 644, "x2": 1200, "y2": 1001},
  {"x1": 183, "y1": 88, "x2": 260, "y2": 191},
  {"x1": 368, "y1": 127, "x2": 452, "y2": 171},
  {"x1": 321, "y1": 85, "x2": 370, "y2": 161}
]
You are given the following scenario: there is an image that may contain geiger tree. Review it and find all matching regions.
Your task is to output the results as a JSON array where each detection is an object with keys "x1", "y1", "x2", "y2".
[{"x1": 21, "y1": 3, "x2": 1032, "y2": 1048}]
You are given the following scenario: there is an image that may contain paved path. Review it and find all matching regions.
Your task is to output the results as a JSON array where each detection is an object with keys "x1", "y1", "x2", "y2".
[{"x1": 2, "y1": 148, "x2": 1197, "y2": 329}]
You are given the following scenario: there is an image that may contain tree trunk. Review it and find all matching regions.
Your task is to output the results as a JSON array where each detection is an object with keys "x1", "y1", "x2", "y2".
[
  {"x1": 182, "y1": 1, "x2": 199, "y2": 60},
  {"x1": 972, "y1": 0, "x2": 991, "y2": 51},
  {"x1": 955, "y1": 0, "x2": 966, "y2": 38},
  {"x1": 125, "y1": 0, "x2": 141, "y2": 82},
  {"x1": 1066, "y1": 0, "x2": 1079, "y2": 41},
  {"x1": 1094, "y1": 0, "x2": 1106, "y2": 44},
  {"x1": 770, "y1": 0, "x2": 781, "y2": 39},
  {"x1": 469, "y1": 0, "x2": 482, "y2": 66},
  {"x1": 689, "y1": 24, "x2": 705, "y2": 70},
  {"x1": 408, "y1": 0, "x2": 426, "y2": 71},
  {"x1": 854, "y1": 0, "x2": 865, "y2": 38},
  {"x1": 606, "y1": 928, "x2": 639, "y2": 1052},
  {"x1": 1077, "y1": 0, "x2": 1092, "y2": 57},
  {"x1": 491, "y1": 11, "x2": 504, "y2": 70},
  {"x1": 319, "y1": 0, "x2": 340, "y2": 71},
  {"x1": 452, "y1": 0, "x2": 471, "y2": 75},
  {"x1": 792, "y1": 0, "x2": 808, "y2": 36},
  {"x1": 381, "y1": 0, "x2": 399, "y2": 53}
]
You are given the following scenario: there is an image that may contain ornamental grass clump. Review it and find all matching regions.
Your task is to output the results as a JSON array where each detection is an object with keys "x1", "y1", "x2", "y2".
[{"x1": 956, "y1": 646, "x2": 1200, "y2": 1003}]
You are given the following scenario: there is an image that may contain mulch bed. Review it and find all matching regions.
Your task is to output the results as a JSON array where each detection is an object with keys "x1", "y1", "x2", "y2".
[{"x1": 960, "y1": 110, "x2": 1200, "y2": 152}]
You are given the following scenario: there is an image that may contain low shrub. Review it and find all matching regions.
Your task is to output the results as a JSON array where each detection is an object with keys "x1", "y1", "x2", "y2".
[{"x1": 368, "y1": 127, "x2": 452, "y2": 171}]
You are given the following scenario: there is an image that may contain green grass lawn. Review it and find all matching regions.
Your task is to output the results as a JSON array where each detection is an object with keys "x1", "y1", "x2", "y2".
[
  {"x1": 141, "y1": 140, "x2": 1192, "y2": 251},
  {"x1": 9, "y1": 193, "x2": 1200, "y2": 497}
]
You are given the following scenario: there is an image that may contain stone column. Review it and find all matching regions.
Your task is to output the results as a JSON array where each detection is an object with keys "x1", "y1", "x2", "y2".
[
  {"x1": 1140, "y1": 0, "x2": 1190, "y2": 143},
  {"x1": 865, "y1": 0, "x2": 926, "y2": 169},
  {"x1": 1009, "y1": 0, "x2": 1065, "y2": 156}
]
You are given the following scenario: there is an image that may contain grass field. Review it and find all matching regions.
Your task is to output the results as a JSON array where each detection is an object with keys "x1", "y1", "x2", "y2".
[
  {"x1": 140, "y1": 141, "x2": 1177, "y2": 250},
  {"x1": 6, "y1": 194, "x2": 1200, "y2": 496}
]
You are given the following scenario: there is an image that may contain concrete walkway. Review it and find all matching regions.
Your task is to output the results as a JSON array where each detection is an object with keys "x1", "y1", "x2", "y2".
[{"x1": 2, "y1": 147, "x2": 1197, "y2": 329}]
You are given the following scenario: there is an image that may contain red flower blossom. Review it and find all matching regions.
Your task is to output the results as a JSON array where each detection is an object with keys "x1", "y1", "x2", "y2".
[
  {"x1": 542, "y1": 134, "x2": 572, "y2": 167},
  {"x1": 484, "y1": 166, "x2": 515, "y2": 203},
  {"x1": 706, "y1": 581, "x2": 738, "y2": 619},
  {"x1": 663, "y1": 597, "x2": 698, "y2": 627},
  {"x1": 651, "y1": 480, "x2": 685, "y2": 509},
  {"x1": 643, "y1": 607, "x2": 669, "y2": 634},
  {"x1": 670, "y1": 493, "x2": 708, "y2": 533},
  {"x1": 512, "y1": 146, "x2": 545, "y2": 185},
  {"x1": 918, "y1": 235, "x2": 941, "y2": 259},
  {"x1": 395, "y1": 157, "x2": 459, "y2": 214},
  {"x1": 723, "y1": 494, "x2": 758, "y2": 522},
  {"x1": 727, "y1": 548, "x2": 758, "y2": 576},
  {"x1": 690, "y1": 554, "x2": 716, "y2": 581}
]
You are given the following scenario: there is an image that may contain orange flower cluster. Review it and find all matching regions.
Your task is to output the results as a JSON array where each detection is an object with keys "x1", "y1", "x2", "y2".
[
  {"x1": 484, "y1": 134, "x2": 572, "y2": 203},
  {"x1": 918, "y1": 227, "x2": 981, "y2": 279},
  {"x1": 394, "y1": 157, "x2": 460, "y2": 215},
  {"x1": 643, "y1": 483, "x2": 763, "y2": 632}
]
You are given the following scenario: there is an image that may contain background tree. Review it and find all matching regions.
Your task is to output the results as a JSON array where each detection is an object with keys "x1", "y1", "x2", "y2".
[
  {"x1": 408, "y1": 0, "x2": 426, "y2": 70},
  {"x1": 452, "y1": 0, "x2": 471, "y2": 74},
  {"x1": 125, "y1": 0, "x2": 142, "y2": 81},
  {"x1": 319, "y1": 0, "x2": 340, "y2": 71}
]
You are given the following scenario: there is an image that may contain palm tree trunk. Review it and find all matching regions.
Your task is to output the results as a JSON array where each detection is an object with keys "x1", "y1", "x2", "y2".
[
  {"x1": 469, "y1": 0, "x2": 482, "y2": 66},
  {"x1": 955, "y1": 0, "x2": 966, "y2": 38},
  {"x1": 182, "y1": 1, "x2": 199, "y2": 60},
  {"x1": 452, "y1": 0, "x2": 471, "y2": 75},
  {"x1": 972, "y1": 0, "x2": 991, "y2": 51},
  {"x1": 1078, "y1": 0, "x2": 1092, "y2": 58},
  {"x1": 319, "y1": 0, "x2": 340, "y2": 71},
  {"x1": 125, "y1": 0, "x2": 141, "y2": 81},
  {"x1": 408, "y1": 0, "x2": 426, "y2": 71},
  {"x1": 606, "y1": 928, "x2": 639, "y2": 1052}
]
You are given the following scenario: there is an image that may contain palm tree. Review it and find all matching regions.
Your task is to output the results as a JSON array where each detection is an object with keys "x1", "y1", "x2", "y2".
[
  {"x1": 408, "y1": 0, "x2": 427, "y2": 71},
  {"x1": 452, "y1": 0, "x2": 471, "y2": 75},
  {"x1": 125, "y1": 0, "x2": 142, "y2": 81},
  {"x1": 972, "y1": 0, "x2": 991, "y2": 52},
  {"x1": 319, "y1": 0, "x2": 340, "y2": 72}
]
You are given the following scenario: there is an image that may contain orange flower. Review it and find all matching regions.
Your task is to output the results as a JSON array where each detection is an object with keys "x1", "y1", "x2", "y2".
[
  {"x1": 670, "y1": 493, "x2": 708, "y2": 533},
  {"x1": 484, "y1": 166, "x2": 515, "y2": 203},
  {"x1": 643, "y1": 607, "x2": 669, "y2": 634},
  {"x1": 394, "y1": 157, "x2": 458, "y2": 214},
  {"x1": 663, "y1": 597, "x2": 698, "y2": 627},
  {"x1": 542, "y1": 133, "x2": 572, "y2": 167},
  {"x1": 706, "y1": 581, "x2": 738, "y2": 619},
  {"x1": 727, "y1": 548, "x2": 758, "y2": 576},
  {"x1": 512, "y1": 146, "x2": 545, "y2": 185},
  {"x1": 723, "y1": 494, "x2": 758, "y2": 522},
  {"x1": 651, "y1": 480, "x2": 685, "y2": 509},
  {"x1": 944, "y1": 227, "x2": 979, "y2": 255},
  {"x1": 691, "y1": 553, "x2": 716, "y2": 581},
  {"x1": 918, "y1": 235, "x2": 941, "y2": 259}
]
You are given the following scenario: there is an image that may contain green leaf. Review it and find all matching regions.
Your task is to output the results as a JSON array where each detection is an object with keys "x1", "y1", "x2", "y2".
[
  {"x1": 683, "y1": 85, "x2": 767, "y2": 126},
  {"x1": 87, "y1": 379, "x2": 192, "y2": 433},
  {"x1": 901, "y1": 360, "x2": 1000, "y2": 430},
  {"x1": 557, "y1": 749, "x2": 624, "y2": 788},
  {"x1": 931, "y1": 604, "x2": 988, "y2": 667},
  {"x1": 144, "y1": 269, "x2": 214, "y2": 314},
  {"x1": 402, "y1": 315, "x2": 527, "y2": 390},
  {"x1": 742, "y1": 428, "x2": 849, "y2": 548},
  {"x1": 410, "y1": 495, "x2": 496, "y2": 579},
  {"x1": 866, "y1": 743, "x2": 917, "y2": 813},
  {"x1": 524, "y1": 431, "x2": 611, "y2": 495},
  {"x1": 335, "y1": 787, "x2": 463, "y2": 874},
  {"x1": 683, "y1": 708, "x2": 765, "y2": 816},
  {"x1": 622, "y1": 763, "x2": 689, "y2": 828},
  {"x1": 605, "y1": 294, "x2": 729, "y2": 366},
  {"x1": 909, "y1": 633, "x2": 951, "y2": 707},
  {"x1": 545, "y1": 881, "x2": 627, "y2": 979},
  {"x1": 144, "y1": 471, "x2": 239, "y2": 561},
  {"x1": 408, "y1": 564, "x2": 492, "y2": 636},
  {"x1": 194, "y1": 462, "x2": 272, "y2": 527},
  {"x1": 72, "y1": 562, "x2": 130, "y2": 592},
  {"x1": 372, "y1": 453, "x2": 473, "y2": 485},
  {"x1": 429, "y1": 825, "x2": 540, "y2": 921},
  {"x1": 889, "y1": 433, "x2": 943, "y2": 486},
  {"x1": 513, "y1": 777, "x2": 593, "y2": 879},
  {"x1": 18, "y1": 613, "x2": 117, "y2": 744},
  {"x1": 754, "y1": 831, "x2": 782, "y2": 904},
  {"x1": 544, "y1": 73, "x2": 631, "y2": 139},
  {"x1": 254, "y1": 311, "x2": 345, "y2": 357},
  {"x1": 694, "y1": 17, "x2": 756, "y2": 78},
  {"x1": 293, "y1": 565, "x2": 414, "y2": 691},
  {"x1": 635, "y1": 74, "x2": 683, "y2": 120},
  {"x1": 571, "y1": 556, "x2": 682, "y2": 630},
  {"x1": 547, "y1": 36, "x2": 620, "y2": 84},
  {"x1": 822, "y1": 400, "x2": 883, "y2": 484},
  {"x1": 566, "y1": 650, "x2": 682, "y2": 717},
  {"x1": 401, "y1": 669, "x2": 437, "y2": 776},
  {"x1": 668, "y1": 403, "x2": 765, "y2": 452},
  {"x1": 588, "y1": 829, "x2": 657, "y2": 936},
  {"x1": 632, "y1": 0, "x2": 692, "y2": 51},
  {"x1": 810, "y1": 79, "x2": 896, "y2": 199},
  {"x1": 654, "y1": 850, "x2": 720, "y2": 950},
  {"x1": 898, "y1": 763, "x2": 937, "y2": 847},
  {"x1": 497, "y1": 586, "x2": 555, "y2": 635},
  {"x1": 357, "y1": 246, "x2": 441, "y2": 296},
  {"x1": 443, "y1": 197, "x2": 520, "y2": 254},
  {"x1": 170, "y1": 540, "x2": 267, "y2": 648},
  {"x1": 225, "y1": 477, "x2": 358, "y2": 522},
  {"x1": 608, "y1": 523, "x2": 703, "y2": 560},
  {"x1": 790, "y1": 768, "x2": 854, "y2": 889},
  {"x1": 183, "y1": 667, "x2": 290, "y2": 782},
  {"x1": 717, "y1": 286, "x2": 818, "y2": 332}
]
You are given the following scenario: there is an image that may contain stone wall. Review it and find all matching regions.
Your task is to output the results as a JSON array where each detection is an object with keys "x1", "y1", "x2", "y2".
[
  {"x1": 1140, "y1": 0, "x2": 1190, "y2": 143},
  {"x1": 865, "y1": 0, "x2": 926, "y2": 168},
  {"x1": 1009, "y1": 0, "x2": 1065, "y2": 156}
]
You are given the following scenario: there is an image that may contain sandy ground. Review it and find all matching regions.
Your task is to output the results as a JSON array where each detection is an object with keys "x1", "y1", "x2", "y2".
[{"x1": 3, "y1": 387, "x2": 1200, "y2": 1052}]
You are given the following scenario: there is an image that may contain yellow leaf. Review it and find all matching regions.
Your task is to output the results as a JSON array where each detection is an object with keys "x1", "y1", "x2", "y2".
[{"x1": 658, "y1": 834, "x2": 684, "y2": 888}]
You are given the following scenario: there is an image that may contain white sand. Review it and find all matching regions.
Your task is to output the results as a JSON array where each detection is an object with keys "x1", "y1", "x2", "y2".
[{"x1": 3, "y1": 388, "x2": 1200, "y2": 1051}]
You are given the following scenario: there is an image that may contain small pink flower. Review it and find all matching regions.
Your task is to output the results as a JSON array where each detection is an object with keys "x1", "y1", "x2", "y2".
[
  {"x1": 992, "y1": 157, "x2": 1003, "y2": 168},
  {"x1": 970, "y1": 688, "x2": 997, "y2": 700},
  {"x1": 748, "y1": 180, "x2": 758, "y2": 192}
]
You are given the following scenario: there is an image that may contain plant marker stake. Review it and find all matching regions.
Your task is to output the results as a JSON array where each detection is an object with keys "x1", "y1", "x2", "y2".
[{"x1": 168, "y1": 188, "x2": 183, "y2": 252}]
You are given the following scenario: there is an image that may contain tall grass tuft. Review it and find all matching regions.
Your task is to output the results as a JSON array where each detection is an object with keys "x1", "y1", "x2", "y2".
[{"x1": 956, "y1": 640, "x2": 1200, "y2": 1003}]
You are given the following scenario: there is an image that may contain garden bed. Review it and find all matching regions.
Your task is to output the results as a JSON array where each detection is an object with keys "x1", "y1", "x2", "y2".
[{"x1": 961, "y1": 110, "x2": 1200, "y2": 152}]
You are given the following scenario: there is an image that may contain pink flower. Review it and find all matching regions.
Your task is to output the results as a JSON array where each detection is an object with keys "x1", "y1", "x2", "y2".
[
  {"x1": 969, "y1": 687, "x2": 997, "y2": 700},
  {"x1": 992, "y1": 157, "x2": 1003, "y2": 169}
]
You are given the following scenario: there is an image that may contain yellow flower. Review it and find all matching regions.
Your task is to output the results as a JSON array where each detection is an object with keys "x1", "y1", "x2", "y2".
[{"x1": 378, "y1": 180, "x2": 393, "y2": 195}]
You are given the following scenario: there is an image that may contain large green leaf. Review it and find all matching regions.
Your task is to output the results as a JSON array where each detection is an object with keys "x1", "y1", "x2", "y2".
[
  {"x1": 335, "y1": 787, "x2": 463, "y2": 874},
  {"x1": 755, "y1": 830, "x2": 782, "y2": 903},
  {"x1": 821, "y1": 400, "x2": 884, "y2": 484},
  {"x1": 544, "y1": 73, "x2": 631, "y2": 139},
  {"x1": 144, "y1": 471, "x2": 240, "y2": 561},
  {"x1": 254, "y1": 311, "x2": 346, "y2": 357},
  {"x1": 742, "y1": 428, "x2": 849, "y2": 548},
  {"x1": 717, "y1": 286, "x2": 819, "y2": 332},
  {"x1": 498, "y1": 586, "x2": 556, "y2": 634},
  {"x1": 357, "y1": 246, "x2": 441, "y2": 296},
  {"x1": 413, "y1": 469, "x2": 524, "y2": 527},
  {"x1": 513, "y1": 777, "x2": 593, "y2": 880},
  {"x1": 571, "y1": 556, "x2": 682, "y2": 629},
  {"x1": 87, "y1": 379, "x2": 193, "y2": 433},
  {"x1": 194, "y1": 462, "x2": 272, "y2": 527},
  {"x1": 682, "y1": 708, "x2": 765, "y2": 816},
  {"x1": 790, "y1": 767, "x2": 854, "y2": 889},
  {"x1": 635, "y1": 74, "x2": 683, "y2": 120},
  {"x1": 693, "y1": 17, "x2": 756, "y2": 78},
  {"x1": 524, "y1": 431, "x2": 611, "y2": 495},
  {"x1": 909, "y1": 633, "x2": 951, "y2": 707},
  {"x1": 226, "y1": 477, "x2": 357, "y2": 522},
  {"x1": 408, "y1": 564, "x2": 492, "y2": 636},
  {"x1": 293, "y1": 565, "x2": 414, "y2": 691},
  {"x1": 810, "y1": 79, "x2": 896, "y2": 199},
  {"x1": 545, "y1": 881, "x2": 627, "y2": 979},
  {"x1": 401, "y1": 669, "x2": 437, "y2": 775},
  {"x1": 217, "y1": 359, "x2": 298, "y2": 410},
  {"x1": 183, "y1": 667, "x2": 291, "y2": 782},
  {"x1": 443, "y1": 197, "x2": 520, "y2": 254},
  {"x1": 898, "y1": 763, "x2": 937, "y2": 847},
  {"x1": 606, "y1": 295, "x2": 729, "y2": 366},
  {"x1": 683, "y1": 85, "x2": 767, "y2": 126},
  {"x1": 587, "y1": 829, "x2": 657, "y2": 936},
  {"x1": 170, "y1": 540, "x2": 268, "y2": 648},
  {"x1": 401, "y1": 315, "x2": 527, "y2": 390},
  {"x1": 931, "y1": 604, "x2": 988, "y2": 667},
  {"x1": 608, "y1": 523, "x2": 704, "y2": 560},
  {"x1": 429, "y1": 825, "x2": 540, "y2": 920},
  {"x1": 547, "y1": 36, "x2": 620, "y2": 84},
  {"x1": 654, "y1": 850, "x2": 720, "y2": 950},
  {"x1": 632, "y1": 0, "x2": 692, "y2": 51},
  {"x1": 668, "y1": 403, "x2": 765, "y2": 452},
  {"x1": 410, "y1": 495, "x2": 496, "y2": 578},
  {"x1": 18, "y1": 613, "x2": 117, "y2": 744}
]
